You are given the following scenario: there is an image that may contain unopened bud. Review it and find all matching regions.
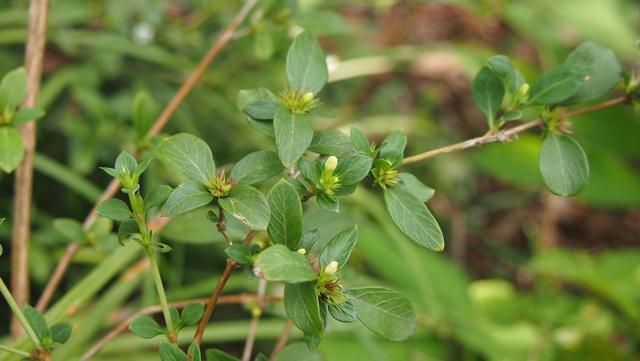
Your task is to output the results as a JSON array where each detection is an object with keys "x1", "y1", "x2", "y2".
[
  {"x1": 517, "y1": 83, "x2": 530, "y2": 97},
  {"x1": 302, "y1": 92, "x2": 314, "y2": 102},
  {"x1": 296, "y1": 248, "x2": 306, "y2": 255},
  {"x1": 324, "y1": 156, "x2": 338, "y2": 173},
  {"x1": 324, "y1": 261, "x2": 339, "y2": 276}
]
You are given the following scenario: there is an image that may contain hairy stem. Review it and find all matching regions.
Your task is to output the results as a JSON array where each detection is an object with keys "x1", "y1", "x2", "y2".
[
  {"x1": 146, "y1": 248, "x2": 174, "y2": 334},
  {"x1": 0, "y1": 278, "x2": 41, "y2": 348},
  {"x1": 35, "y1": 0, "x2": 259, "y2": 312},
  {"x1": 11, "y1": 0, "x2": 49, "y2": 337}
]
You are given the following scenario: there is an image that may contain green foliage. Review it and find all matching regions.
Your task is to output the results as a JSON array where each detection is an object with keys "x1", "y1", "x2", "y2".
[
  {"x1": 274, "y1": 342, "x2": 324, "y2": 361},
  {"x1": 218, "y1": 185, "x2": 270, "y2": 230},
  {"x1": 96, "y1": 199, "x2": 132, "y2": 222},
  {"x1": 472, "y1": 66, "x2": 505, "y2": 128},
  {"x1": 267, "y1": 180, "x2": 303, "y2": 249},
  {"x1": 348, "y1": 287, "x2": 416, "y2": 341},
  {"x1": 539, "y1": 133, "x2": 590, "y2": 196},
  {"x1": 284, "y1": 282, "x2": 324, "y2": 337},
  {"x1": 286, "y1": 31, "x2": 328, "y2": 94},
  {"x1": 273, "y1": 106, "x2": 314, "y2": 167},
  {"x1": 563, "y1": 41, "x2": 622, "y2": 102},
  {"x1": 131, "y1": 91, "x2": 158, "y2": 139},
  {"x1": 528, "y1": 65, "x2": 588, "y2": 105},
  {"x1": 23, "y1": 305, "x2": 72, "y2": 350},
  {"x1": 0, "y1": 126, "x2": 25, "y2": 173},
  {"x1": 162, "y1": 180, "x2": 214, "y2": 216},
  {"x1": 159, "y1": 342, "x2": 187, "y2": 361},
  {"x1": 129, "y1": 315, "x2": 165, "y2": 339},
  {"x1": 225, "y1": 244, "x2": 253, "y2": 265},
  {"x1": 230, "y1": 151, "x2": 283, "y2": 185},
  {"x1": 319, "y1": 226, "x2": 358, "y2": 269},
  {"x1": 255, "y1": 245, "x2": 316, "y2": 283},
  {"x1": 206, "y1": 348, "x2": 240, "y2": 361},
  {"x1": 160, "y1": 133, "x2": 216, "y2": 185},
  {"x1": 52, "y1": 218, "x2": 87, "y2": 243}
]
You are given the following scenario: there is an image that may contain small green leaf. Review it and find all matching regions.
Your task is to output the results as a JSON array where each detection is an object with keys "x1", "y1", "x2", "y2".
[
  {"x1": 472, "y1": 66, "x2": 505, "y2": 128},
  {"x1": 384, "y1": 186, "x2": 444, "y2": 251},
  {"x1": 12, "y1": 108, "x2": 45, "y2": 126},
  {"x1": 335, "y1": 153, "x2": 372, "y2": 185},
  {"x1": 23, "y1": 305, "x2": 51, "y2": 342},
  {"x1": 144, "y1": 185, "x2": 173, "y2": 210},
  {"x1": 188, "y1": 342, "x2": 202, "y2": 361},
  {"x1": 319, "y1": 226, "x2": 358, "y2": 269},
  {"x1": 230, "y1": 151, "x2": 283, "y2": 185},
  {"x1": 348, "y1": 286, "x2": 416, "y2": 341},
  {"x1": 129, "y1": 315, "x2": 165, "y2": 339},
  {"x1": 170, "y1": 307, "x2": 180, "y2": 329},
  {"x1": 539, "y1": 133, "x2": 589, "y2": 197},
  {"x1": 206, "y1": 349, "x2": 240, "y2": 361},
  {"x1": 254, "y1": 354, "x2": 269, "y2": 361},
  {"x1": 160, "y1": 342, "x2": 188, "y2": 361},
  {"x1": 219, "y1": 185, "x2": 270, "y2": 230},
  {"x1": 500, "y1": 109, "x2": 523, "y2": 122},
  {"x1": 284, "y1": 282, "x2": 323, "y2": 336},
  {"x1": 0, "y1": 126, "x2": 25, "y2": 173},
  {"x1": 487, "y1": 55, "x2": 525, "y2": 92},
  {"x1": 180, "y1": 302, "x2": 205, "y2": 326},
  {"x1": 308, "y1": 129, "x2": 356, "y2": 157},
  {"x1": 328, "y1": 300, "x2": 357, "y2": 323},
  {"x1": 350, "y1": 127, "x2": 370, "y2": 154},
  {"x1": 298, "y1": 158, "x2": 319, "y2": 186},
  {"x1": 286, "y1": 31, "x2": 328, "y2": 93},
  {"x1": 378, "y1": 131, "x2": 407, "y2": 159},
  {"x1": 132, "y1": 91, "x2": 158, "y2": 138},
  {"x1": 255, "y1": 245, "x2": 316, "y2": 283},
  {"x1": 0, "y1": 67, "x2": 27, "y2": 109},
  {"x1": 563, "y1": 41, "x2": 622, "y2": 103},
  {"x1": 159, "y1": 133, "x2": 216, "y2": 185},
  {"x1": 52, "y1": 218, "x2": 86, "y2": 243},
  {"x1": 316, "y1": 192, "x2": 339, "y2": 213},
  {"x1": 528, "y1": 66, "x2": 587, "y2": 105},
  {"x1": 267, "y1": 180, "x2": 303, "y2": 250},
  {"x1": 96, "y1": 199, "x2": 131, "y2": 222},
  {"x1": 225, "y1": 244, "x2": 253, "y2": 265},
  {"x1": 298, "y1": 229, "x2": 320, "y2": 253},
  {"x1": 397, "y1": 173, "x2": 435, "y2": 203},
  {"x1": 237, "y1": 88, "x2": 277, "y2": 137},
  {"x1": 243, "y1": 101, "x2": 278, "y2": 120},
  {"x1": 274, "y1": 107, "x2": 314, "y2": 167},
  {"x1": 118, "y1": 220, "x2": 139, "y2": 244},
  {"x1": 114, "y1": 151, "x2": 137, "y2": 175},
  {"x1": 162, "y1": 181, "x2": 214, "y2": 216},
  {"x1": 274, "y1": 342, "x2": 324, "y2": 361},
  {"x1": 50, "y1": 322, "x2": 72, "y2": 344}
]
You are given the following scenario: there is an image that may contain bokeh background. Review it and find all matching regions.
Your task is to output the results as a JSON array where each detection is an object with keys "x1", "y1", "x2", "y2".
[{"x1": 1, "y1": 0, "x2": 640, "y2": 360}]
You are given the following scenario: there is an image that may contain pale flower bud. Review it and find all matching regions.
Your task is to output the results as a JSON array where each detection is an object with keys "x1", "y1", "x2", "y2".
[
  {"x1": 324, "y1": 156, "x2": 338, "y2": 173},
  {"x1": 517, "y1": 83, "x2": 530, "y2": 97},
  {"x1": 296, "y1": 248, "x2": 306, "y2": 255},
  {"x1": 324, "y1": 261, "x2": 339, "y2": 276},
  {"x1": 302, "y1": 92, "x2": 314, "y2": 102}
]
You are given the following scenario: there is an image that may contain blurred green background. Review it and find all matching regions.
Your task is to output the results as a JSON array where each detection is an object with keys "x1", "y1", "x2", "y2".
[{"x1": 1, "y1": 0, "x2": 640, "y2": 360}]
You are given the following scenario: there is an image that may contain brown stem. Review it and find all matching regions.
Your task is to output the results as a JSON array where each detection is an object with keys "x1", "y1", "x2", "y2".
[
  {"x1": 217, "y1": 206, "x2": 232, "y2": 244},
  {"x1": 241, "y1": 279, "x2": 268, "y2": 361},
  {"x1": 269, "y1": 321, "x2": 294, "y2": 361},
  {"x1": 10, "y1": 0, "x2": 49, "y2": 338},
  {"x1": 35, "y1": 0, "x2": 258, "y2": 312},
  {"x1": 79, "y1": 294, "x2": 281, "y2": 361},
  {"x1": 402, "y1": 95, "x2": 628, "y2": 165}
]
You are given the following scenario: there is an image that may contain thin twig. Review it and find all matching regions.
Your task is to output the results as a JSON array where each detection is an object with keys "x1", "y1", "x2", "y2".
[
  {"x1": 241, "y1": 279, "x2": 268, "y2": 361},
  {"x1": 402, "y1": 95, "x2": 628, "y2": 165},
  {"x1": 269, "y1": 321, "x2": 294, "y2": 361},
  {"x1": 79, "y1": 294, "x2": 281, "y2": 361},
  {"x1": 10, "y1": 0, "x2": 49, "y2": 337},
  {"x1": 35, "y1": 0, "x2": 259, "y2": 312}
]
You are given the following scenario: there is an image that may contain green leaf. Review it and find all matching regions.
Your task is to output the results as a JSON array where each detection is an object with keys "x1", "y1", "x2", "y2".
[
  {"x1": 328, "y1": 300, "x2": 357, "y2": 323},
  {"x1": 225, "y1": 244, "x2": 253, "y2": 265},
  {"x1": 0, "y1": 126, "x2": 25, "y2": 173},
  {"x1": 243, "y1": 101, "x2": 278, "y2": 120},
  {"x1": 267, "y1": 180, "x2": 303, "y2": 250},
  {"x1": 500, "y1": 109, "x2": 523, "y2": 122},
  {"x1": 563, "y1": 41, "x2": 621, "y2": 103},
  {"x1": 23, "y1": 305, "x2": 51, "y2": 343},
  {"x1": 219, "y1": 185, "x2": 270, "y2": 230},
  {"x1": 180, "y1": 302, "x2": 205, "y2": 326},
  {"x1": 144, "y1": 185, "x2": 173, "y2": 210},
  {"x1": 308, "y1": 129, "x2": 356, "y2": 157},
  {"x1": 12, "y1": 108, "x2": 45, "y2": 125},
  {"x1": 286, "y1": 31, "x2": 328, "y2": 93},
  {"x1": 274, "y1": 107, "x2": 314, "y2": 167},
  {"x1": 52, "y1": 218, "x2": 86, "y2": 243},
  {"x1": 230, "y1": 151, "x2": 283, "y2": 185},
  {"x1": 162, "y1": 181, "x2": 214, "y2": 216},
  {"x1": 159, "y1": 133, "x2": 216, "y2": 185},
  {"x1": 50, "y1": 322, "x2": 72, "y2": 344},
  {"x1": 129, "y1": 315, "x2": 165, "y2": 339},
  {"x1": 160, "y1": 342, "x2": 188, "y2": 361},
  {"x1": 0, "y1": 67, "x2": 27, "y2": 109},
  {"x1": 274, "y1": 342, "x2": 324, "y2": 361},
  {"x1": 335, "y1": 153, "x2": 372, "y2": 185},
  {"x1": 255, "y1": 245, "x2": 316, "y2": 283},
  {"x1": 348, "y1": 286, "x2": 416, "y2": 341},
  {"x1": 188, "y1": 342, "x2": 202, "y2": 361},
  {"x1": 170, "y1": 307, "x2": 180, "y2": 329},
  {"x1": 206, "y1": 349, "x2": 240, "y2": 361},
  {"x1": 237, "y1": 88, "x2": 277, "y2": 137},
  {"x1": 284, "y1": 282, "x2": 323, "y2": 335},
  {"x1": 316, "y1": 192, "x2": 339, "y2": 213},
  {"x1": 96, "y1": 199, "x2": 131, "y2": 222},
  {"x1": 132, "y1": 91, "x2": 158, "y2": 138},
  {"x1": 384, "y1": 186, "x2": 444, "y2": 251},
  {"x1": 528, "y1": 66, "x2": 588, "y2": 105},
  {"x1": 114, "y1": 151, "x2": 137, "y2": 175},
  {"x1": 350, "y1": 127, "x2": 370, "y2": 154},
  {"x1": 472, "y1": 66, "x2": 505, "y2": 128},
  {"x1": 254, "y1": 354, "x2": 269, "y2": 361},
  {"x1": 298, "y1": 158, "x2": 319, "y2": 186},
  {"x1": 487, "y1": 55, "x2": 525, "y2": 92},
  {"x1": 378, "y1": 131, "x2": 407, "y2": 159},
  {"x1": 118, "y1": 220, "x2": 139, "y2": 244},
  {"x1": 319, "y1": 226, "x2": 358, "y2": 269},
  {"x1": 539, "y1": 133, "x2": 590, "y2": 197},
  {"x1": 397, "y1": 173, "x2": 435, "y2": 203},
  {"x1": 298, "y1": 229, "x2": 321, "y2": 253}
]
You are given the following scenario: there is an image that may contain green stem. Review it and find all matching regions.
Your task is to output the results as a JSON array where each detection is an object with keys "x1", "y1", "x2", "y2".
[
  {"x1": 0, "y1": 345, "x2": 30, "y2": 358},
  {"x1": 0, "y1": 278, "x2": 41, "y2": 348},
  {"x1": 146, "y1": 247, "x2": 174, "y2": 333}
]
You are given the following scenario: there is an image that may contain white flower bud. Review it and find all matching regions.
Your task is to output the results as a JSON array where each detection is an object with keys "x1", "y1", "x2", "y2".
[
  {"x1": 324, "y1": 261, "x2": 339, "y2": 276},
  {"x1": 517, "y1": 83, "x2": 530, "y2": 97},
  {"x1": 296, "y1": 248, "x2": 306, "y2": 255},
  {"x1": 302, "y1": 92, "x2": 314, "y2": 102},
  {"x1": 324, "y1": 156, "x2": 338, "y2": 173}
]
